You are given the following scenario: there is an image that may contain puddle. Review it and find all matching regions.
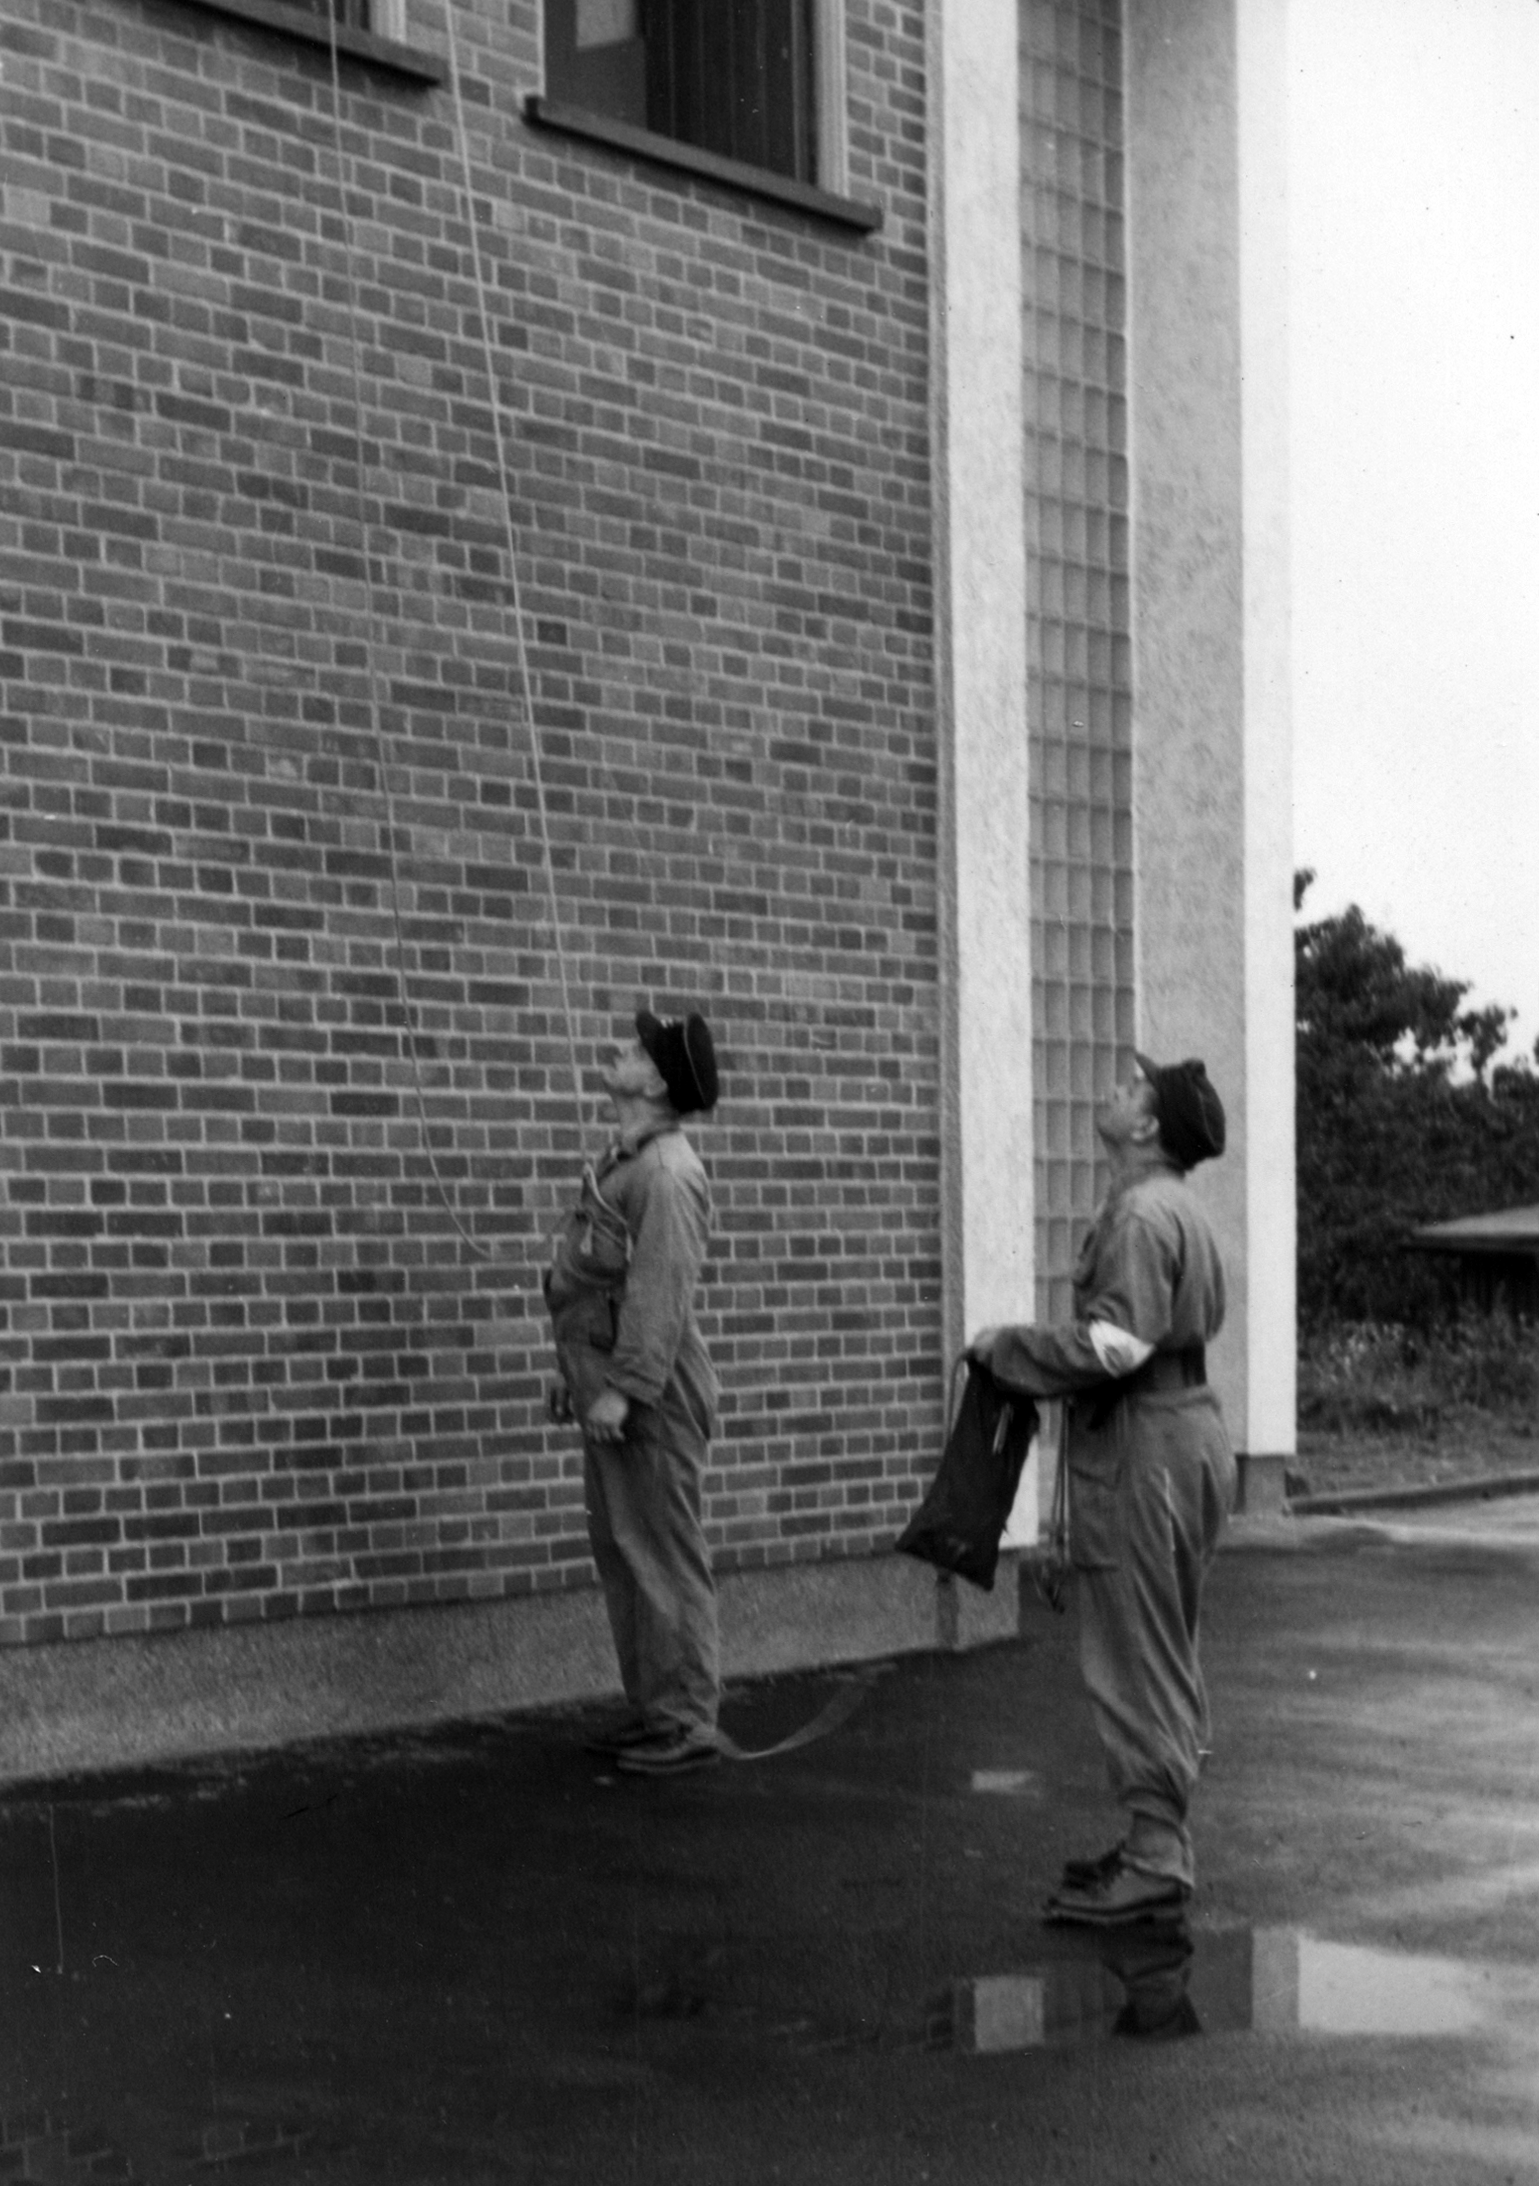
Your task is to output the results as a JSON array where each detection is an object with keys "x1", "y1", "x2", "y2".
[
  {"x1": 2, "y1": 1776, "x2": 247, "y2": 1820},
  {"x1": 1252, "y1": 1932, "x2": 1498, "y2": 2037},
  {"x1": 934, "y1": 1925, "x2": 1202, "y2": 2048},
  {"x1": 182, "y1": 2119, "x2": 315, "y2": 2171},
  {"x1": 970, "y1": 1769, "x2": 1042, "y2": 1799},
  {"x1": 606, "y1": 1923, "x2": 1524, "y2": 2059},
  {"x1": 0, "y1": 2113, "x2": 139, "y2": 2182},
  {"x1": 0, "y1": 2112, "x2": 315, "y2": 2183},
  {"x1": 935, "y1": 1927, "x2": 1534, "y2": 2051}
]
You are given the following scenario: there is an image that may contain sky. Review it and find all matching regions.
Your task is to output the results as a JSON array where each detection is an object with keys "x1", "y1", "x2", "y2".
[{"x1": 1287, "y1": 0, "x2": 1539, "y2": 1063}]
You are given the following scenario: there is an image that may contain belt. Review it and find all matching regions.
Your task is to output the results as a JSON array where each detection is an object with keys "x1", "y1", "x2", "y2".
[
  {"x1": 1140, "y1": 1345, "x2": 1207, "y2": 1391},
  {"x1": 1079, "y1": 1344, "x2": 1206, "y2": 1429}
]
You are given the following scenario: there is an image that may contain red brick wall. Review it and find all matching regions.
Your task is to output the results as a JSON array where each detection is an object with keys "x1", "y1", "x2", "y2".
[{"x1": 0, "y1": 0, "x2": 941, "y2": 1644}]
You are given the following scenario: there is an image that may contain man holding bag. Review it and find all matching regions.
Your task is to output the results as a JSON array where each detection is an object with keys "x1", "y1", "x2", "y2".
[{"x1": 969, "y1": 1053, "x2": 1235, "y2": 1924}]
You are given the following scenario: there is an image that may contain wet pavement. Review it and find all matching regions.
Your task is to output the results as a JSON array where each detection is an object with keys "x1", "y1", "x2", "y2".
[{"x1": 7, "y1": 1525, "x2": 1539, "y2": 2184}]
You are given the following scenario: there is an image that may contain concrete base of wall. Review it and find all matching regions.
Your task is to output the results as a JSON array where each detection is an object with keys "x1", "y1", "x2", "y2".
[
  {"x1": 1240, "y1": 1451, "x2": 1291, "y2": 1514},
  {"x1": 0, "y1": 1551, "x2": 1020, "y2": 1788}
]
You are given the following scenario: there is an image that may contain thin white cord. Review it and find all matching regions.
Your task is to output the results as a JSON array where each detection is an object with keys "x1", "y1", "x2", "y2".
[
  {"x1": 323, "y1": 0, "x2": 595, "y2": 1262},
  {"x1": 439, "y1": 0, "x2": 591, "y2": 1137}
]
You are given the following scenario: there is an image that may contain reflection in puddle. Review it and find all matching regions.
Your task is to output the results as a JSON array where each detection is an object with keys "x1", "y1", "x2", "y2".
[
  {"x1": 0, "y1": 2114, "x2": 314, "y2": 2183},
  {"x1": 938, "y1": 1928, "x2": 1523, "y2": 2052},
  {"x1": 970, "y1": 1770, "x2": 1042, "y2": 1799},
  {"x1": 0, "y1": 2114, "x2": 137, "y2": 2183},
  {"x1": 184, "y1": 2119, "x2": 315, "y2": 2171},
  {"x1": 1266, "y1": 1934, "x2": 1492, "y2": 2037},
  {"x1": 609, "y1": 1923, "x2": 1520, "y2": 2059},
  {"x1": 934, "y1": 1924, "x2": 1202, "y2": 2049}
]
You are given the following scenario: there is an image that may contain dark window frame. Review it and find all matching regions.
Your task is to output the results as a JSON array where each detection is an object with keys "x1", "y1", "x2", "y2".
[
  {"x1": 529, "y1": 0, "x2": 880, "y2": 233},
  {"x1": 524, "y1": 94, "x2": 879, "y2": 230},
  {"x1": 171, "y1": 0, "x2": 444, "y2": 83}
]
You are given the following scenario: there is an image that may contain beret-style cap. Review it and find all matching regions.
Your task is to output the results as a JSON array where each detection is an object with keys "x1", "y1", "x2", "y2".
[
  {"x1": 1134, "y1": 1051, "x2": 1226, "y2": 1169},
  {"x1": 636, "y1": 1009, "x2": 719, "y2": 1116}
]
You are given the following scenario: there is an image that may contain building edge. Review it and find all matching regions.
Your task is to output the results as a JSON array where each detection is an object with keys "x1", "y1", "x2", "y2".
[
  {"x1": 1124, "y1": 0, "x2": 1294, "y2": 1510},
  {"x1": 928, "y1": 0, "x2": 1037, "y2": 1540},
  {"x1": 1237, "y1": 0, "x2": 1298, "y2": 1509}
]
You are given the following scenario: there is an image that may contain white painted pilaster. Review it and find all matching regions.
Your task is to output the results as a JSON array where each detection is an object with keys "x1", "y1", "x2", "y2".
[
  {"x1": 929, "y1": 0, "x2": 1034, "y2": 1353},
  {"x1": 1237, "y1": 0, "x2": 1297, "y2": 1472},
  {"x1": 1122, "y1": 0, "x2": 1297, "y2": 1496},
  {"x1": 929, "y1": 0, "x2": 1035, "y2": 1540}
]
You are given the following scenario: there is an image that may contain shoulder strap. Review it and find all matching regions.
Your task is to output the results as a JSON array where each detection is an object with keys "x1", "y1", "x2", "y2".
[{"x1": 578, "y1": 1162, "x2": 632, "y2": 1265}]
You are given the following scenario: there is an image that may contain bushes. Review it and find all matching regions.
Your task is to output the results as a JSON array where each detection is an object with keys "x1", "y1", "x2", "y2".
[
  {"x1": 1297, "y1": 1060, "x2": 1539, "y2": 1325},
  {"x1": 1299, "y1": 1314, "x2": 1539, "y2": 1438},
  {"x1": 1295, "y1": 875, "x2": 1539, "y2": 1325},
  {"x1": 1293, "y1": 876, "x2": 1539, "y2": 1446}
]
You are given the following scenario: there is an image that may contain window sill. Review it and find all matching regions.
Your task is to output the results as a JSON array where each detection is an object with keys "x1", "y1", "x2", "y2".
[
  {"x1": 173, "y1": 0, "x2": 444, "y2": 83},
  {"x1": 523, "y1": 96, "x2": 882, "y2": 234}
]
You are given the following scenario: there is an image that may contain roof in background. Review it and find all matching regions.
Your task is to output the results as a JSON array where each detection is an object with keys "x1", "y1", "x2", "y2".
[{"x1": 1409, "y1": 1206, "x2": 1539, "y2": 1254}]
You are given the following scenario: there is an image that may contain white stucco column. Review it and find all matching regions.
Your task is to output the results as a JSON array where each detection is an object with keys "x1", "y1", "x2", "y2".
[
  {"x1": 1238, "y1": 0, "x2": 1297, "y2": 1484},
  {"x1": 1124, "y1": 0, "x2": 1296, "y2": 1502},
  {"x1": 928, "y1": 0, "x2": 1035, "y2": 1528}
]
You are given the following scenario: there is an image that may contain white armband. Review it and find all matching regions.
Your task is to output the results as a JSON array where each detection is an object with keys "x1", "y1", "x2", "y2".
[{"x1": 1088, "y1": 1320, "x2": 1155, "y2": 1377}]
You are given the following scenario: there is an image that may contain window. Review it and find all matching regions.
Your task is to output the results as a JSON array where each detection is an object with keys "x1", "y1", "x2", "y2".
[
  {"x1": 300, "y1": 0, "x2": 368, "y2": 26},
  {"x1": 175, "y1": 0, "x2": 439, "y2": 80},
  {"x1": 310, "y1": 0, "x2": 408, "y2": 39},
  {"x1": 545, "y1": 0, "x2": 815, "y2": 187},
  {"x1": 530, "y1": 0, "x2": 877, "y2": 229}
]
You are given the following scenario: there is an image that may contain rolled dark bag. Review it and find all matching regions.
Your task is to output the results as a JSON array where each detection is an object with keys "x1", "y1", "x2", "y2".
[{"x1": 896, "y1": 1357, "x2": 1039, "y2": 1592}]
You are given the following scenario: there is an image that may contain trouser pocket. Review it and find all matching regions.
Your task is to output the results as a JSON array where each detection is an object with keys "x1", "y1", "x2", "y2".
[
  {"x1": 1069, "y1": 1459, "x2": 1125, "y2": 1570},
  {"x1": 551, "y1": 1286, "x2": 621, "y2": 1424}
]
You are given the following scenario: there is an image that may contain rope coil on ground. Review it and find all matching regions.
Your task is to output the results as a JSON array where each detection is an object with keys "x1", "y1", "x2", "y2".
[{"x1": 717, "y1": 1670, "x2": 879, "y2": 1763}]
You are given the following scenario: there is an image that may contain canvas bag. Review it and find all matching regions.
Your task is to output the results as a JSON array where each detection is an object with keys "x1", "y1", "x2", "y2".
[{"x1": 897, "y1": 1357, "x2": 1039, "y2": 1591}]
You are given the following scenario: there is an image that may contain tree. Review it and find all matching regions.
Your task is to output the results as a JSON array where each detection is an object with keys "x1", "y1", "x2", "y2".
[{"x1": 1295, "y1": 872, "x2": 1539, "y2": 1326}]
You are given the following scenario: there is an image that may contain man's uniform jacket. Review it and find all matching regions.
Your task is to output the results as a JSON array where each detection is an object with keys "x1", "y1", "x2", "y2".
[
  {"x1": 544, "y1": 1121, "x2": 718, "y2": 1438},
  {"x1": 985, "y1": 1165, "x2": 1230, "y2": 1566}
]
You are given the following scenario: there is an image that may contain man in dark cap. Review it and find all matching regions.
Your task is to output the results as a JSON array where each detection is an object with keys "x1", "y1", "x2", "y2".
[
  {"x1": 968, "y1": 1052, "x2": 1235, "y2": 1923},
  {"x1": 544, "y1": 1008, "x2": 723, "y2": 1775}
]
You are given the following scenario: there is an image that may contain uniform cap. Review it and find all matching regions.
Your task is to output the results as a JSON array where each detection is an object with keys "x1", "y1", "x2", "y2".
[
  {"x1": 636, "y1": 1009, "x2": 719, "y2": 1116},
  {"x1": 1134, "y1": 1052, "x2": 1226, "y2": 1170}
]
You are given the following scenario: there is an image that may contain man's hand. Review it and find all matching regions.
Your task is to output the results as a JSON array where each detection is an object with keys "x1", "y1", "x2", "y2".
[
  {"x1": 966, "y1": 1327, "x2": 1000, "y2": 1365},
  {"x1": 584, "y1": 1387, "x2": 630, "y2": 1444},
  {"x1": 546, "y1": 1381, "x2": 574, "y2": 1425}
]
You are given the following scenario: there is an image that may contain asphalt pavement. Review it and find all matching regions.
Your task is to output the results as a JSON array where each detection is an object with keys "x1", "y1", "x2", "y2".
[{"x1": 6, "y1": 1506, "x2": 1539, "y2": 2185}]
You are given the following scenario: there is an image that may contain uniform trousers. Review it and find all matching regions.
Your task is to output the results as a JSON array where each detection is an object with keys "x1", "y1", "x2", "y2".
[
  {"x1": 1070, "y1": 1389, "x2": 1237, "y2": 1889},
  {"x1": 583, "y1": 1387, "x2": 719, "y2": 1739}
]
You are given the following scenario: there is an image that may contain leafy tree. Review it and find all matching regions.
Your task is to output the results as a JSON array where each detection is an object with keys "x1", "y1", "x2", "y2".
[{"x1": 1295, "y1": 871, "x2": 1539, "y2": 1326}]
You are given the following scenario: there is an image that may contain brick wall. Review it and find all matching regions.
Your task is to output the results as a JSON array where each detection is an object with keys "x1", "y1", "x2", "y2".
[{"x1": 0, "y1": 0, "x2": 940, "y2": 1645}]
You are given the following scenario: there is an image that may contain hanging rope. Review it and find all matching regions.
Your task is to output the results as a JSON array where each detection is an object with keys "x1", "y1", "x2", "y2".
[
  {"x1": 317, "y1": 4, "x2": 873, "y2": 1775},
  {"x1": 322, "y1": 3, "x2": 593, "y2": 1260},
  {"x1": 438, "y1": 0, "x2": 591, "y2": 1138}
]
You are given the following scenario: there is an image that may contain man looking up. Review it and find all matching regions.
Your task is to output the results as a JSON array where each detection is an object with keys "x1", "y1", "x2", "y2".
[
  {"x1": 969, "y1": 1054, "x2": 1235, "y2": 1923},
  {"x1": 545, "y1": 1009, "x2": 722, "y2": 1776}
]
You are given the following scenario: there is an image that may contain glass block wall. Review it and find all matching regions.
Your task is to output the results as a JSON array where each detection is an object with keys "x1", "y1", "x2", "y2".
[{"x1": 1019, "y1": 0, "x2": 1135, "y2": 1319}]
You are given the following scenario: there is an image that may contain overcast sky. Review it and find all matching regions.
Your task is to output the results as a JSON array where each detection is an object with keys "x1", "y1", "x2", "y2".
[{"x1": 1288, "y1": 0, "x2": 1539, "y2": 1061}]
